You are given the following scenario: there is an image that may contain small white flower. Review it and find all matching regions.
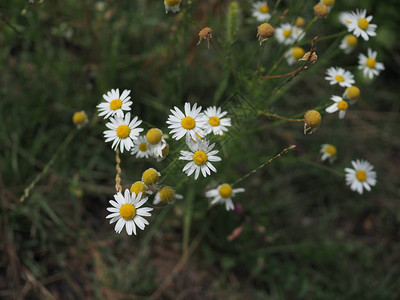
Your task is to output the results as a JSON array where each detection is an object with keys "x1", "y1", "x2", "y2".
[
  {"x1": 131, "y1": 136, "x2": 151, "y2": 158},
  {"x1": 252, "y1": 1, "x2": 271, "y2": 21},
  {"x1": 179, "y1": 138, "x2": 221, "y2": 180},
  {"x1": 346, "y1": 9, "x2": 377, "y2": 41},
  {"x1": 153, "y1": 186, "x2": 183, "y2": 205},
  {"x1": 167, "y1": 102, "x2": 207, "y2": 141},
  {"x1": 339, "y1": 11, "x2": 353, "y2": 26},
  {"x1": 106, "y1": 189, "x2": 153, "y2": 235},
  {"x1": 205, "y1": 183, "x2": 245, "y2": 211},
  {"x1": 275, "y1": 23, "x2": 295, "y2": 45},
  {"x1": 97, "y1": 89, "x2": 133, "y2": 119},
  {"x1": 72, "y1": 111, "x2": 88, "y2": 129},
  {"x1": 164, "y1": 0, "x2": 181, "y2": 14},
  {"x1": 358, "y1": 48, "x2": 385, "y2": 80},
  {"x1": 339, "y1": 34, "x2": 358, "y2": 54},
  {"x1": 104, "y1": 112, "x2": 143, "y2": 153},
  {"x1": 325, "y1": 67, "x2": 355, "y2": 87},
  {"x1": 320, "y1": 144, "x2": 337, "y2": 163},
  {"x1": 325, "y1": 95, "x2": 349, "y2": 119},
  {"x1": 292, "y1": 26, "x2": 305, "y2": 41},
  {"x1": 285, "y1": 47, "x2": 305, "y2": 65},
  {"x1": 345, "y1": 160, "x2": 377, "y2": 194},
  {"x1": 203, "y1": 106, "x2": 231, "y2": 136}
]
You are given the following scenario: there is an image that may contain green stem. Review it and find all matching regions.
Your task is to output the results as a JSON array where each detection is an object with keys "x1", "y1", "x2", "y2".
[
  {"x1": 183, "y1": 186, "x2": 194, "y2": 254},
  {"x1": 257, "y1": 110, "x2": 304, "y2": 122}
]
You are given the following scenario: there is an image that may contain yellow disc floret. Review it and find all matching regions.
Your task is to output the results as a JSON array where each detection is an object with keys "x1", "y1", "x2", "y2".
[
  {"x1": 130, "y1": 181, "x2": 147, "y2": 197},
  {"x1": 357, "y1": 18, "x2": 369, "y2": 30},
  {"x1": 116, "y1": 125, "x2": 130, "y2": 139},
  {"x1": 193, "y1": 151, "x2": 208, "y2": 165},
  {"x1": 337, "y1": 100, "x2": 348, "y2": 111},
  {"x1": 291, "y1": 47, "x2": 305, "y2": 60},
  {"x1": 159, "y1": 187, "x2": 175, "y2": 203},
  {"x1": 146, "y1": 128, "x2": 162, "y2": 145},
  {"x1": 356, "y1": 170, "x2": 367, "y2": 182},
  {"x1": 142, "y1": 168, "x2": 159, "y2": 186},
  {"x1": 120, "y1": 203, "x2": 136, "y2": 220},
  {"x1": 283, "y1": 29, "x2": 291, "y2": 38},
  {"x1": 366, "y1": 58, "x2": 376, "y2": 69},
  {"x1": 346, "y1": 86, "x2": 360, "y2": 100},
  {"x1": 335, "y1": 75, "x2": 345, "y2": 82},
  {"x1": 139, "y1": 143, "x2": 147, "y2": 152},
  {"x1": 321, "y1": 0, "x2": 335, "y2": 6},
  {"x1": 259, "y1": 5, "x2": 269, "y2": 13},
  {"x1": 181, "y1": 116, "x2": 196, "y2": 130},
  {"x1": 295, "y1": 17, "x2": 305, "y2": 28},
  {"x1": 219, "y1": 184, "x2": 233, "y2": 198},
  {"x1": 208, "y1": 116, "x2": 220, "y2": 126},
  {"x1": 345, "y1": 34, "x2": 358, "y2": 46},
  {"x1": 110, "y1": 99, "x2": 122, "y2": 110},
  {"x1": 165, "y1": 0, "x2": 180, "y2": 6},
  {"x1": 324, "y1": 145, "x2": 337, "y2": 156},
  {"x1": 313, "y1": 4, "x2": 329, "y2": 18},
  {"x1": 72, "y1": 111, "x2": 87, "y2": 125}
]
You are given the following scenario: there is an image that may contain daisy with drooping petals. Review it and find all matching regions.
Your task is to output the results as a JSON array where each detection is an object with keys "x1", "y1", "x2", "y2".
[
  {"x1": 104, "y1": 112, "x2": 143, "y2": 153},
  {"x1": 205, "y1": 183, "x2": 245, "y2": 211},
  {"x1": 167, "y1": 102, "x2": 207, "y2": 141},
  {"x1": 275, "y1": 23, "x2": 295, "y2": 45},
  {"x1": 319, "y1": 0, "x2": 334, "y2": 11},
  {"x1": 97, "y1": 89, "x2": 133, "y2": 119},
  {"x1": 339, "y1": 34, "x2": 358, "y2": 54},
  {"x1": 345, "y1": 160, "x2": 377, "y2": 194},
  {"x1": 179, "y1": 138, "x2": 221, "y2": 180},
  {"x1": 106, "y1": 189, "x2": 153, "y2": 235},
  {"x1": 153, "y1": 186, "x2": 183, "y2": 205},
  {"x1": 285, "y1": 47, "x2": 305, "y2": 65},
  {"x1": 203, "y1": 106, "x2": 231, "y2": 136},
  {"x1": 346, "y1": 9, "x2": 377, "y2": 41},
  {"x1": 320, "y1": 144, "x2": 337, "y2": 163},
  {"x1": 343, "y1": 86, "x2": 360, "y2": 105},
  {"x1": 145, "y1": 128, "x2": 167, "y2": 158},
  {"x1": 252, "y1": 1, "x2": 271, "y2": 21},
  {"x1": 325, "y1": 67, "x2": 355, "y2": 87},
  {"x1": 164, "y1": 0, "x2": 180, "y2": 13},
  {"x1": 325, "y1": 95, "x2": 349, "y2": 119},
  {"x1": 142, "y1": 168, "x2": 161, "y2": 187},
  {"x1": 358, "y1": 48, "x2": 385, "y2": 80},
  {"x1": 130, "y1": 181, "x2": 151, "y2": 199},
  {"x1": 72, "y1": 111, "x2": 88, "y2": 129},
  {"x1": 131, "y1": 136, "x2": 151, "y2": 158}
]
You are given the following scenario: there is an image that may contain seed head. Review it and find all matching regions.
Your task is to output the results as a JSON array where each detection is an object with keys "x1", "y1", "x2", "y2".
[
  {"x1": 295, "y1": 17, "x2": 306, "y2": 27},
  {"x1": 313, "y1": 4, "x2": 329, "y2": 18},
  {"x1": 257, "y1": 23, "x2": 275, "y2": 45},
  {"x1": 304, "y1": 110, "x2": 321, "y2": 134},
  {"x1": 197, "y1": 27, "x2": 213, "y2": 49}
]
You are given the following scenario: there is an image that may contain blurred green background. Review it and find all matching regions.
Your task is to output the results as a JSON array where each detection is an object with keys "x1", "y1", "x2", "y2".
[{"x1": 1, "y1": 0, "x2": 399, "y2": 298}]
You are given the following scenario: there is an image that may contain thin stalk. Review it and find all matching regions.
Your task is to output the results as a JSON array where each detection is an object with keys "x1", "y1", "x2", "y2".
[
  {"x1": 183, "y1": 186, "x2": 194, "y2": 254},
  {"x1": 258, "y1": 110, "x2": 304, "y2": 122}
]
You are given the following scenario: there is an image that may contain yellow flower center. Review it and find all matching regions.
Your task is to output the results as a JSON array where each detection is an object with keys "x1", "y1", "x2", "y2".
[
  {"x1": 291, "y1": 47, "x2": 305, "y2": 60},
  {"x1": 259, "y1": 5, "x2": 269, "y2": 13},
  {"x1": 159, "y1": 187, "x2": 175, "y2": 203},
  {"x1": 193, "y1": 150, "x2": 208, "y2": 165},
  {"x1": 208, "y1": 116, "x2": 220, "y2": 126},
  {"x1": 346, "y1": 86, "x2": 360, "y2": 99},
  {"x1": 321, "y1": 0, "x2": 335, "y2": 6},
  {"x1": 283, "y1": 29, "x2": 291, "y2": 38},
  {"x1": 181, "y1": 116, "x2": 196, "y2": 130},
  {"x1": 142, "y1": 168, "x2": 159, "y2": 186},
  {"x1": 219, "y1": 184, "x2": 233, "y2": 198},
  {"x1": 358, "y1": 18, "x2": 369, "y2": 30},
  {"x1": 165, "y1": 0, "x2": 180, "y2": 6},
  {"x1": 130, "y1": 181, "x2": 147, "y2": 197},
  {"x1": 335, "y1": 75, "x2": 345, "y2": 82},
  {"x1": 120, "y1": 203, "x2": 136, "y2": 220},
  {"x1": 345, "y1": 34, "x2": 358, "y2": 46},
  {"x1": 356, "y1": 170, "x2": 367, "y2": 182},
  {"x1": 366, "y1": 58, "x2": 376, "y2": 69},
  {"x1": 138, "y1": 143, "x2": 147, "y2": 152},
  {"x1": 146, "y1": 128, "x2": 162, "y2": 145},
  {"x1": 116, "y1": 125, "x2": 130, "y2": 139},
  {"x1": 72, "y1": 111, "x2": 87, "y2": 125},
  {"x1": 337, "y1": 100, "x2": 348, "y2": 111},
  {"x1": 110, "y1": 99, "x2": 122, "y2": 110},
  {"x1": 324, "y1": 145, "x2": 337, "y2": 156}
]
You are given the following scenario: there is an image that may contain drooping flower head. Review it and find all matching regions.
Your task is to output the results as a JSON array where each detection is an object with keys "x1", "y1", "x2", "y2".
[
  {"x1": 164, "y1": 0, "x2": 181, "y2": 14},
  {"x1": 153, "y1": 186, "x2": 183, "y2": 205},
  {"x1": 72, "y1": 111, "x2": 88, "y2": 129},
  {"x1": 320, "y1": 144, "x2": 337, "y2": 163}
]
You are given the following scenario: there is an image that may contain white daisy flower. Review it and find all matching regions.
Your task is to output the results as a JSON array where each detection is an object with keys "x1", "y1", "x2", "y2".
[
  {"x1": 153, "y1": 186, "x2": 183, "y2": 205},
  {"x1": 104, "y1": 112, "x2": 143, "y2": 153},
  {"x1": 325, "y1": 67, "x2": 355, "y2": 87},
  {"x1": 205, "y1": 183, "x2": 245, "y2": 211},
  {"x1": 72, "y1": 111, "x2": 88, "y2": 129},
  {"x1": 275, "y1": 23, "x2": 295, "y2": 45},
  {"x1": 285, "y1": 47, "x2": 305, "y2": 65},
  {"x1": 320, "y1": 144, "x2": 337, "y2": 163},
  {"x1": 339, "y1": 11, "x2": 353, "y2": 26},
  {"x1": 343, "y1": 86, "x2": 360, "y2": 104},
  {"x1": 339, "y1": 34, "x2": 358, "y2": 54},
  {"x1": 252, "y1": 1, "x2": 271, "y2": 22},
  {"x1": 131, "y1": 135, "x2": 151, "y2": 159},
  {"x1": 164, "y1": 0, "x2": 180, "y2": 14},
  {"x1": 106, "y1": 189, "x2": 153, "y2": 235},
  {"x1": 292, "y1": 26, "x2": 305, "y2": 41},
  {"x1": 203, "y1": 106, "x2": 231, "y2": 136},
  {"x1": 325, "y1": 95, "x2": 349, "y2": 119},
  {"x1": 97, "y1": 89, "x2": 133, "y2": 119},
  {"x1": 167, "y1": 102, "x2": 207, "y2": 141},
  {"x1": 145, "y1": 128, "x2": 167, "y2": 158},
  {"x1": 345, "y1": 160, "x2": 377, "y2": 194},
  {"x1": 358, "y1": 48, "x2": 385, "y2": 80},
  {"x1": 142, "y1": 168, "x2": 161, "y2": 187},
  {"x1": 346, "y1": 9, "x2": 377, "y2": 41},
  {"x1": 179, "y1": 138, "x2": 221, "y2": 180}
]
